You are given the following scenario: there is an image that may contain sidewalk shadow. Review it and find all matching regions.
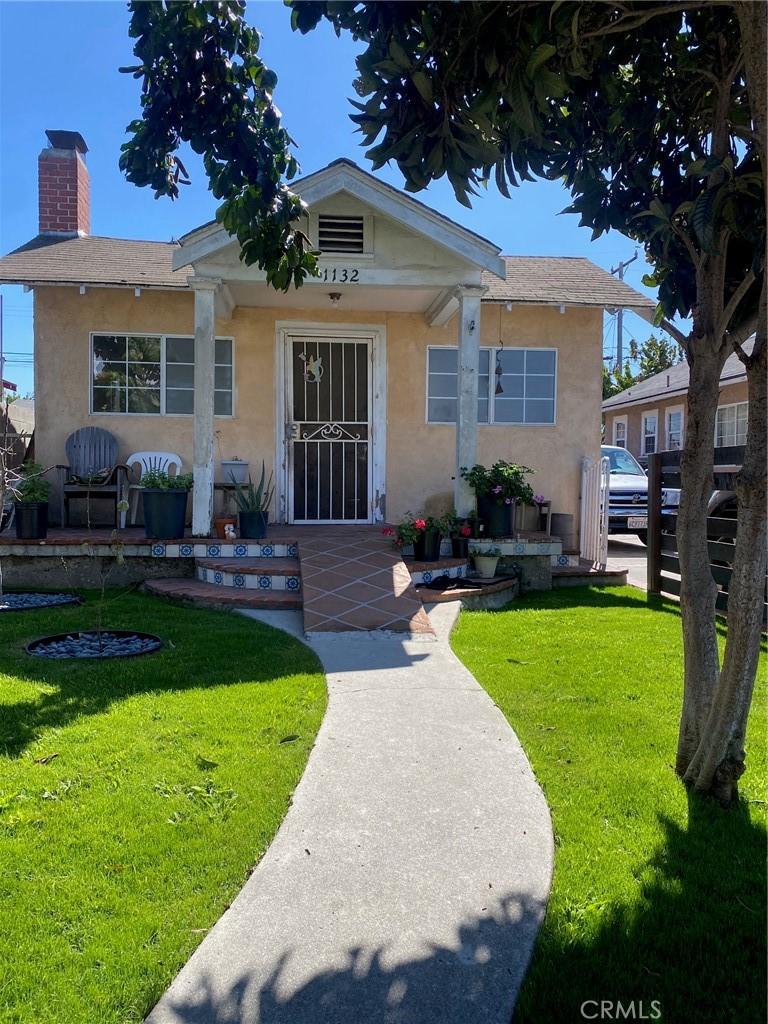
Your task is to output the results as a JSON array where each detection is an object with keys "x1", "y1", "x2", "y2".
[{"x1": 147, "y1": 893, "x2": 547, "y2": 1024}]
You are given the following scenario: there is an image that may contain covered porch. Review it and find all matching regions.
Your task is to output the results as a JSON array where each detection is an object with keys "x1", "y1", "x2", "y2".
[{"x1": 176, "y1": 160, "x2": 506, "y2": 535}]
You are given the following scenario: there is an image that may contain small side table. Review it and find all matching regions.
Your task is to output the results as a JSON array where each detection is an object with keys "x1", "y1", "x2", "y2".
[{"x1": 535, "y1": 501, "x2": 552, "y2": 536}]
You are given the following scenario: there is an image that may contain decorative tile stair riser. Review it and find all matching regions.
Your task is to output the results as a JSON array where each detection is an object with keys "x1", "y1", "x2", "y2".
[
  {"x1": 149, "y1": 541, "x2": 298, "y2": 559},
  {"x1": 196, "y1": 566, "x2": 301, "y2": 592}
]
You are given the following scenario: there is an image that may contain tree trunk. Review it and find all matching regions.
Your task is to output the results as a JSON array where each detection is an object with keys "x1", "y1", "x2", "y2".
[
  {"x1": 675, "y1": 339, "x2": 727, "y2": 776},
  {"x1": 683, "y1": 297, "x2": 767, "y2": 803}
]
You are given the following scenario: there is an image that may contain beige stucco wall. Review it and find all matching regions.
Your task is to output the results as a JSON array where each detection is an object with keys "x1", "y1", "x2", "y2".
[
  {"x1": 604, "y1": 379, "x2": 749, "y2": 458},
  {"x1": 35, "y1": 286, "x2": 602, "y2": 526}
]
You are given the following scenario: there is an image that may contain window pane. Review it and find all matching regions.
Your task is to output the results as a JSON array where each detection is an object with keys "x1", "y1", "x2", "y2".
[
  {"x1": 93, "y1": 361, "x2": 126, "y2": 386},
  {"x1": 214, "y1": 365, "x2": 232, "y2": 391},
  {"x1": 214, "y1": 390, "x2": 232, "y2": 416},
  {"x1": 428, "y1": 398, "x2": 456, "y2": 422},
  {"x1": 526, "y1": 350, "x2": 556, "y2": 374},
  {"x1": 644, "y1": 415, "x2": 657, "y2": 433},
  {"x1": 167, "y1": 363, "x2": 194, "y2": 388},
  {"x1": 479, "y1": 350, "x2": 490, "y2": 375},
  {"x1": 493, "y1": 398, "x2": 524, "y2": 423},
  {"x1": 215, "y1": 338, "x2": 232, "y2": 365},
  {"x1": 93, "y1": 335, "x2": 126, "y2": 361},
  {"x1": 499, "y1": 350, "x2": 524, "y2": 374},
  {"x1": 498, "y1": 374, "x2": 524, "y2": 398},
  {"x1": 525, "y1": 399, "x2": 555, "y2": 423},
  {"x1": 428, "y1": 374, "x2": 457, "y2": 398},
  {"x1": 92, "y1": 386, "x2": 125, "y2": 413},
  {"x1": 127, "y1": 388, "x2": 161, "y2": 414},
  {"x1": 128, "y1": 363, "x2": 161, "y2": 388},
  {"x1": 127, "y1": 335, "x2": 160, "y2": 362},
  {"x1": 526, "y1": 375, "x2": 555, "y2": 399},
  {"x1": 166, "y1": 388, "x2": 194, "y2": 414},
  {"x1": 167, "y1": 337, "x2": 194, "y2": 363},
  {"x1": 477, "y1": 398, "x2": 489, "y2": 423},
  {"x1": 428, "y1": 348, "x2": 457, "y2": 373}
]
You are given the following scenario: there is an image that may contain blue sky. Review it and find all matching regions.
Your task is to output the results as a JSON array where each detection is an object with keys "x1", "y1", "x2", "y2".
[{"x1": 0, "y1": 1, "x2": 663, "y2": 395}]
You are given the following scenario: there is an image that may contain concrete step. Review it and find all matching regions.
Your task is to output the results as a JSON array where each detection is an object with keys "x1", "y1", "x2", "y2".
[
  {"x1": 195, "y1": 557, "x2": 301, "y2": 592},
  {"x1": 416, "y1": 575, "x2": 519, "y2": 609},
  {"x1": 144, "y1": 577, "x2": 302, "y2": 610},
  {"x1": 552, "y1": 566, "x2": 628, "y2": 588}
]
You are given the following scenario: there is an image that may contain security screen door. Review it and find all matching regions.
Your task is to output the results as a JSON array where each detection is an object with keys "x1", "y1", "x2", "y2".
[{"x1": 286, "y1": 335, "x2": 372, "y2": 523}]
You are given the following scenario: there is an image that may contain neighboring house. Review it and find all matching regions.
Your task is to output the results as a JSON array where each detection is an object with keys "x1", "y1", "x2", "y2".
[
  {"x1": 1, "y1": 398, "x2": 34, "y2": 469},
  {"x1": 0, "y1": 130, "x2": 654, "y2": 534},
  {"x1": 603, "y1": 346, "x2": 751, "y2": 461}
]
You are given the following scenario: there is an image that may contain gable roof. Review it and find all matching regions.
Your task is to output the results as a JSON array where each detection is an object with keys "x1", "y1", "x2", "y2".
[
  {"x1": 174, "y1": 157, "x2": 507, "y2": 276},
  {"x1": 482, "y1": 257, "x2": 655, "y2": 311},
  {"x1": 0, "y1": 234, "x2": 190, "y2": 289},
  {"x1": 602, "y1": 340, "x2": 752, "y2": 411}
]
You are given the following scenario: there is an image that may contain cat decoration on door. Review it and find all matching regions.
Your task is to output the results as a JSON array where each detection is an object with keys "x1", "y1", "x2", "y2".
[{"x1": 300, "y1": 352, "x2": 324, "y2": 384}]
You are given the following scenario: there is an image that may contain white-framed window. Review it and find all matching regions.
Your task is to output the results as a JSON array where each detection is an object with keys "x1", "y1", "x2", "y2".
[
  {"x1": 715, "y1": 401, "x2": 748, "y2": 446},
  {"x1": 426, "y1": 346, "x2": 557, "y2": 426},
  {"x1": 641, "y1": 410, "x2": 658, "y2": 455},
  {"x1": 613, "y1": 416, "x2": 628, "y2": 448},
  {"x1": 666, "y1": 406, "x2": 684, "y2": 449},
  {"x1": 90, "y1": 333, "x2": 234, "y2": 416}
]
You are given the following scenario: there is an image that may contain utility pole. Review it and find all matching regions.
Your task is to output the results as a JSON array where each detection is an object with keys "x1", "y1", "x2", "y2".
[{"x1": 610, "y1": 251, "x2": 638, "y2": 371}]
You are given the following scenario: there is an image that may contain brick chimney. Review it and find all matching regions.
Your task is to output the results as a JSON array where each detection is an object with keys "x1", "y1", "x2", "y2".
[{"x1": 38, "y1": 129, "x2": 90, "y2": 237}]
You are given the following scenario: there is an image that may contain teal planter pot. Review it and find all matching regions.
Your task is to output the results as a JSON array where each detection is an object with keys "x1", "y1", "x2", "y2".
[
  {"x1": 142, "y1": 489, "x2": 188, "y2": 539},
  {"x1": 239, "y1": 510, "x2": 269, "y2": 540},
  {"x1": 477, "y1": 495, "x2": 515, "y2": 538},
  {"x1": 413, "y1": 529, "x2": 441, "y2": 562}
]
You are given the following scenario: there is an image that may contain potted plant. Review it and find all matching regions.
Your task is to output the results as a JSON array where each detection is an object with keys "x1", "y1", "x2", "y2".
[
  {"x1": 13, "y1": 462, "x2": 51, "y2": 540},
  {"x1": 231, "y1": 462, "x2": 273, "y2": 539},
  {"x1": 461, "y1": 461, "x2": 534, "y2": 538},
  {"x1": 440, "y1": 510, "x2": 474, "y2": 558},
  {"x1": 472, "y1": 545, "x2": 502, "y2": 579},
  {"x1": 221, "y1": 456, "x2": 249, "y2": 485},
  {"x1": 141, "y1": 469, "x2": 193, "y2": 539},
  {"x1": 387, "y1": 512, "x2": 442, "y2": 561}
]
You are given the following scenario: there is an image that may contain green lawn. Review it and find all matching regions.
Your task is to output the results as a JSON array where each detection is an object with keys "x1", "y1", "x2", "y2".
[
  {"x1": 453, "y1": 587, "x2": 766, "y2": 1024},
  {"x1": 0, "y1": 592, "x2": 326, "y2": 1024}
]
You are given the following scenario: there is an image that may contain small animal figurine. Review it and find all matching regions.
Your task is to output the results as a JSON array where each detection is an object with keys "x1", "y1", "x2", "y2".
[
  {"x1": 224, "y1": 523, "x2": 237, "y2": 541},
  {"x1": 299, "y1": 351, "x2": 324, "y2": 383}
]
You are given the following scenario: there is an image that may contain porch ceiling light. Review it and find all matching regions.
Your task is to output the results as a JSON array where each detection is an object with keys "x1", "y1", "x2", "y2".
[{"x1": 328, "y1": 292, "x2": 341, "y2": 306}]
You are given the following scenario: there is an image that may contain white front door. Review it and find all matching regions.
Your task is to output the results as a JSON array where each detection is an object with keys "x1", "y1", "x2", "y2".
[{"x1": 284, "y1": 332, "x2": 375, "y2": 523}]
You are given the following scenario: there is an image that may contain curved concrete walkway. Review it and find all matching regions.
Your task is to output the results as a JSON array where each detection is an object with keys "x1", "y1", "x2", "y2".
[{"x1": 146, "y1": 603, "x2": 553, "y2": 1024}]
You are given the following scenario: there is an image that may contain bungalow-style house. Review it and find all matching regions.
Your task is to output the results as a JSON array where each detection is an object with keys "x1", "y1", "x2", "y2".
[
  {"x1": 0, "y1": 130, "x2": 654, "y2": 538},
  {"x1": 603, "y1": 346, "x2": 751, "y2": 461}
]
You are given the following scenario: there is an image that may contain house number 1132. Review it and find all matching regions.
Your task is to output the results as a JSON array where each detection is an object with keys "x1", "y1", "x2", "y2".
[{"x1": 319, "y1": 267, "x2": 359, "y2": 283}]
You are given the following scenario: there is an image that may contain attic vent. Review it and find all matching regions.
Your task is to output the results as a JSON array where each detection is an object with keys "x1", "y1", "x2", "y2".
[{"x1": 318, "y1": 215, "x2": 365, "y2": 253}]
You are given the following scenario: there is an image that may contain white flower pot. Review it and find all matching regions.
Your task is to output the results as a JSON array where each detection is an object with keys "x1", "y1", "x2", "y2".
[
  {"x1": 474, "y1": 555, "x2": 500, "y2": 579},
  {"x1": 221, "y1": 460, "x2": 249, "y2": 485}
]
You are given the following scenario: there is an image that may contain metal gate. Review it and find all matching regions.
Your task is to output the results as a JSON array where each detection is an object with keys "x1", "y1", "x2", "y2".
[
  {"x1": 580, "y1": 455, "x2": 610, "y2": 568},
  {"x1": 286, "y1": 335, "x2": 372, "y2": 523}
]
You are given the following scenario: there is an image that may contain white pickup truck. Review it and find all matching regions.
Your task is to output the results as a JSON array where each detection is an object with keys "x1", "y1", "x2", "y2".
[{"x1": 602, "y1": 445, "x2": 680, "y2": 544}]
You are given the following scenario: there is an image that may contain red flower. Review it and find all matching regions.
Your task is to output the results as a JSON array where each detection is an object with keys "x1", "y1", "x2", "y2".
[
  {"x1": 381, "y1": 527, "x2": 394, "y2": 536},
  {"x1": 460, "y1": 525, "x2": 472, "y2": 537},
  {"x1": 415, "y1": 518, "x2": 427, "y2": 530}
]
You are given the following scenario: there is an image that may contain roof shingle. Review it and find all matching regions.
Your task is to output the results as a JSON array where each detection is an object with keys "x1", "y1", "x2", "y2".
[
  {"x1": 0, "y1": 235, "x2": 190, "y2": 289},
  {"x1": 0, "y1": 237, "x2": 654, "y2": 312},
  {"x1": 481, "y1": 256, "x2": 655, "y2": 309}
]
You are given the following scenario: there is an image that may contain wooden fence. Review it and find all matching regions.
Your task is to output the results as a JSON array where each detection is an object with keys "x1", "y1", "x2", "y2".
[{"x1": 647, "y1": 445, "x2": 767, "y2": 622}]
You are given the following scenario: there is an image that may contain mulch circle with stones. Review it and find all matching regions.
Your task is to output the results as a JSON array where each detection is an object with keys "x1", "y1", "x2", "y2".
[
  {"x1": 26, "y1": 630, "x2": 163, "y2": 660},
  {"x1": 1, "y1": 592, "x2": 82, "y2": 612}
]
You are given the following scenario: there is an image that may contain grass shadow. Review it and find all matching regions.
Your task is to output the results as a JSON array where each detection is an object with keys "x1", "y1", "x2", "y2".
[
  {"x1": 514, "y1": 792, "x2": 766, "y2": 1023},
  {"x1": 0, "y1": 591, "x2": 323, "y2": 757}
]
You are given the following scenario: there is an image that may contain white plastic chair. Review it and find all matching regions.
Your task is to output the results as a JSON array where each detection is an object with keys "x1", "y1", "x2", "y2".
[{"x1": 123, "y1": 451, "x2": 183, "y2": 528}]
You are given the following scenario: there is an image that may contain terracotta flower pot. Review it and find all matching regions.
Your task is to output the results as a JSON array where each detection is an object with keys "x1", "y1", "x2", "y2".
[{"x1": 213, "y1": 515, "x2": 237, "y2": 540}]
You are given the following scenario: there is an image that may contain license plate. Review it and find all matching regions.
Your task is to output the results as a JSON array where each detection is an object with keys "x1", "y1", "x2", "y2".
[{"x1": 628, "y1": 516, "x2": 647, "y2": 528}]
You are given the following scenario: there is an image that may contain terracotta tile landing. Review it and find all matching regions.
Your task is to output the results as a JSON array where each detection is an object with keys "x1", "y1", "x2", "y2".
[{"x1": 291, "y1": 525, "x2": 434, "y2": 636}]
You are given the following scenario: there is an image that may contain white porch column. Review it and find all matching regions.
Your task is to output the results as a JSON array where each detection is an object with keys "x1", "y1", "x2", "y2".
[
  {"x1": 454, "y1": 285, "x2": 484, "y2": 516},
  {"x1": 191, "y1": 277, "x2": 220, "y2": 536}
]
